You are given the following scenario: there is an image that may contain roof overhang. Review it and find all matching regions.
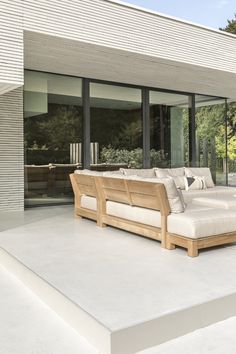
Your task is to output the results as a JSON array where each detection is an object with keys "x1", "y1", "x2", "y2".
[{"x1": 24, "y1": 31, "x2": 236, "y2": 99}]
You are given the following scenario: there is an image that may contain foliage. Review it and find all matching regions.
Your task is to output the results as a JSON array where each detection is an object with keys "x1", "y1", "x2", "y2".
[
  {"x1": 220, "y1": 14, "x2": 236, "y2": 34},
  {"x1": 100, "y1": 146, "x2": 167, "y2": 168},
  {"x1": 196, "y1": 104, "x2": 225, "y2": 139},
  {"x1": 24, "y1": 104, "x2": 83, "y2": 151}
]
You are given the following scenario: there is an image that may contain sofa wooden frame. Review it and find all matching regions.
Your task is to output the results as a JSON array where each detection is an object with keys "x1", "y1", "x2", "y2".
[
  {"x1": 166, "y1": 231, "x2": 236, "y2": 257},
  {"x1": 70, "y1": 173, "x2": 99, "y2": 221},
  {"x1": 96, "y1": 177, "x2": 171, "y2": 248},
  {"x1": 70, "y1": 173, "x2": 236, "y2": 257}
]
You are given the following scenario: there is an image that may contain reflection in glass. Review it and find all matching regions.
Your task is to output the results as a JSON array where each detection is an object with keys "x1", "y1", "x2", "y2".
[
  {"x1": 150, "y1": 91, "x2": 190, "y2": 167},
  {"x1": 24, "y1": 71, "x2": 82, "y2": 207},
  {"x1": 227, "y1": 101, "x2": 236, "y2": 186},
  {"x1": 90, "y1": 83, "x2": 143, "y2": 169},
  {"x1": 195, "y1": 95, "x2": 227, "y2": 185}
]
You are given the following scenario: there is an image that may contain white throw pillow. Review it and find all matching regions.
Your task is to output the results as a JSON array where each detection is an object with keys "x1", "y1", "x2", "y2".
[
  {"x1": 132, "y1": 176, "x2": 185, "y2": 213},
  {"x1": 120, "y1": 168, "x2": 155, "y2": 178},
  {"x1": 184, "y1": 167, "x2": 214, "y2": 188},
  {"x1": 184, "y1": 176, "x2": 207, "y2": 191},
  {"x1": 154, "y1": 168, "x2": 185, "y2": 190}
]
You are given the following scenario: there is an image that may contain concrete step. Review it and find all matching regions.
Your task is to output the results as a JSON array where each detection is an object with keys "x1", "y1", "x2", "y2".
[
  {"x1": 138, "y1": 317, "x2": 236, "y2": 354},
  {"x1": 0, "y1": 265, "x2": 97, "y2": 354}
]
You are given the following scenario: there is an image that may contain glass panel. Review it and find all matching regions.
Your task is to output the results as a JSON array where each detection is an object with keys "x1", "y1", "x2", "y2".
[
  {"x1": 24, "y1": 71, "x2": 82, "y2": 207},
  {"x1": 195, "y1": 95, "x2": 226, "y2": 185},
  {"x1": 150, "y1": 91, "x2": 190, "y2": 167},
  {"x1": 227, "y1": 101, "x2": 236, "y2": 186},
  {"x1": 90, "y1": 83, "x2": 142, "y2": 170}
]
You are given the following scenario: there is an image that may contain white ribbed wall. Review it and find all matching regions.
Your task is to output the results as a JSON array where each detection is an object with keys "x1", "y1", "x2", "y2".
[
  {"x1": 23, "y1": 0, "x2": 236, "y2": 73},
  {"x1": 0, "y1": 0, "x2": 23, "y2": 94},
  {"x1": 0, "y1": 88, "x2": 24, "y2": 211}
]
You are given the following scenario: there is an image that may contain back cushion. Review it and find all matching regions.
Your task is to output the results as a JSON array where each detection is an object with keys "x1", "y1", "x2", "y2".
[
  {"x1": 103, "y1": 171, "x2": 124, "y2": 178},
  {"x1": 184, "y1": 167, "x2": 214, "y2": 188},
  {"x1": 154, "y1": 168, "x2": 185, "y2": 190},
  {"x1": 75, "y1": 169, "x2": 104, "y2": 176},
  {"x1": 120, "y1": 168, "x2": 155, "y2": 178}
]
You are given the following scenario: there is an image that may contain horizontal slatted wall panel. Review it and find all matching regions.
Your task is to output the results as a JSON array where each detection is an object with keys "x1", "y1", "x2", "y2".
[
  {"x1": 0, "y1": 88, "x2": 24, "y2": 211},
  {"x1": 0, "y1": 0, "x2": 23, "y2": 90},
  {"x1": 23, "y1": 0, "x2": 236, "y2": 73}
]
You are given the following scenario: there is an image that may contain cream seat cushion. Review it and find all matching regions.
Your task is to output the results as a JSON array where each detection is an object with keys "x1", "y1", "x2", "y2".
[
  {"x1": 107, "y1": 201, "x2": 161, "y2": 228},
  {"x1": 106, "y1": 202, "x2": 209, "y2": 230},
  {"x1": 168, "y1": 205, "x2": 236, "y2": 239},
  {"x1": 81, "y1": 195, "x2": 97, "y2": 211},
  {"x1": 182, "y1": 186, "x2": 236, "y2": 203},
  {"x1": 106, "y1": 201, "x2": 236, "y2": 239},
  {"x1": 192, "y1": 195, "x2": 236, "y2": 209}
]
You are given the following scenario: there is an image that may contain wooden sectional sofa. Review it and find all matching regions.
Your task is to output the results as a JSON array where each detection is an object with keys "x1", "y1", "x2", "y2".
[{"x1": 70, "y1": 169, "x2": 236, "y2": 257}]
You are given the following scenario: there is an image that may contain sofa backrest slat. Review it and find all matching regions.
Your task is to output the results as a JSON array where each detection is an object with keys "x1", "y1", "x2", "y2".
[
  {"x1": 98, "y1": 177, "x2": 170, "y2": 216},
  {"x1": 70, "y1": 174, "x2": 97, "y2": 198},
  {"x1": 126, "y1": 180, "x2": 169, "y2": 213},
  {"x1": 98, "y1": 177, "x2": 130, "y2": 204}
]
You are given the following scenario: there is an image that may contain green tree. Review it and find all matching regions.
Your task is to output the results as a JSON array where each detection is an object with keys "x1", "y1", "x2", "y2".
[{"x1": 220, "y1": 14, "x2": 236, "y2": 34}]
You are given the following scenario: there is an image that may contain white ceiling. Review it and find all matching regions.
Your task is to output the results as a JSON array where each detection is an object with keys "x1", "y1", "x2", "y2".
[{"x1": 24, "y1": 31, "x2": 236, "y2": 101}]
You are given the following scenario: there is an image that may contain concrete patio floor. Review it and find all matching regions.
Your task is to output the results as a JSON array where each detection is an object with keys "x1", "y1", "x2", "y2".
[
  {"x1": 139, "y1": 317, "x2": 236, "y2": 354},
  {"x1": 0, "y1": 265, "x2": 97, "y2": 354},
  {"x1": 0, "y1": 205, "x2": 236, "y2": 353}
]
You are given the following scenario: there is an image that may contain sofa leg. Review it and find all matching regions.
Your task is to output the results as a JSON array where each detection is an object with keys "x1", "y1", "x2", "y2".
[
  {"x1": 97, "y1": 219, "x2": 107, "y2": 228},
  {"x1": 74, "y1": 212, "x2": 82, "y2": 219},
  {"x1": 166, "y1": 240, "x2": 176, "y2": 250},
  {"x1": 187, "y1": 241, "x2": 198, "y2": 257}
]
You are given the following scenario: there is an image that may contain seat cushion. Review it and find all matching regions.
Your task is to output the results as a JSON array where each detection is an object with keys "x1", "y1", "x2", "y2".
[
  {"x1": 192, "y1": 195, "x2": 236, "y2": 209},
  {"x1": 182, "y1": 186, "x2": 236, "y2": 203},
  {"x1": 81, "y1": 195, "x2": 97, "y2": 211},
  {"x1": 168, "y1": 204, "x2": 236, "y2": 238},
  {"x1": 107, "y1": 201, "x2": 161, "y2": 228}
]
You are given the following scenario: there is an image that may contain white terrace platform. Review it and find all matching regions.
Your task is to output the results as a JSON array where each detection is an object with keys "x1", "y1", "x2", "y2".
[{"x1": 0, "y1": 206, "x2": 236, "y2": 354}]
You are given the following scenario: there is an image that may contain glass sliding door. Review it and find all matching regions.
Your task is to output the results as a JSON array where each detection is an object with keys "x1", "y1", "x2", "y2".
[
  {"x1": 227, "y1": 101, "x2": 236, "y2": 186},
  {"x1": 195, "y1": 95, "x2": 227, "y2": 185},
  {"x1": 24, "y1": 71, "x2": 82, "y2": 207},
  {"x1": 90, "y1": 82, "x2": 142, "y2": 170},
  {"x1": 149, "y1": 91, "x2": 190, "y2": 168}
]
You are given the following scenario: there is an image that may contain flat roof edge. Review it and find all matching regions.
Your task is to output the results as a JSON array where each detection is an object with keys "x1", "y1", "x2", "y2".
[{"x1": 105, "y1": 0, "x2": 236, "y2": 39}]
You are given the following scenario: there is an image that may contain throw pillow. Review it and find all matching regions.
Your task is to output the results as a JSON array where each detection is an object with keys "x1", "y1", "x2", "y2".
[
  {"x1": 184, "y1": 176, "x2": 206, "y2": 191},
  {"x1": 184, "y1": 167, "x2": 214, "y2": 188}
]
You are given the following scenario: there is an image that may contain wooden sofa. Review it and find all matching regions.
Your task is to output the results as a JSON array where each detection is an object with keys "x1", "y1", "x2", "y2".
[
  {"x1": 70, "y1": 173, "x2": 170, "y2": 246},
  {"x1": 70, "y1": 173, "x2": 236, "y2": 257}
]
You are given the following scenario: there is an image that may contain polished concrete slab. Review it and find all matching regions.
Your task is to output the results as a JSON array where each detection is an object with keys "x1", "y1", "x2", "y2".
[
  {"x1": 0, "y1": 206, "x2": 68, "y2": 232},
  {"x1": 139, "y1": 317, "x2": 236, "y2": 354},
  {"x1": 1, "y1": 206, "x2": 236, "y2": 353},
  {"x1": 0, "y1": 264, "x2": 97, "y2": 354}
]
